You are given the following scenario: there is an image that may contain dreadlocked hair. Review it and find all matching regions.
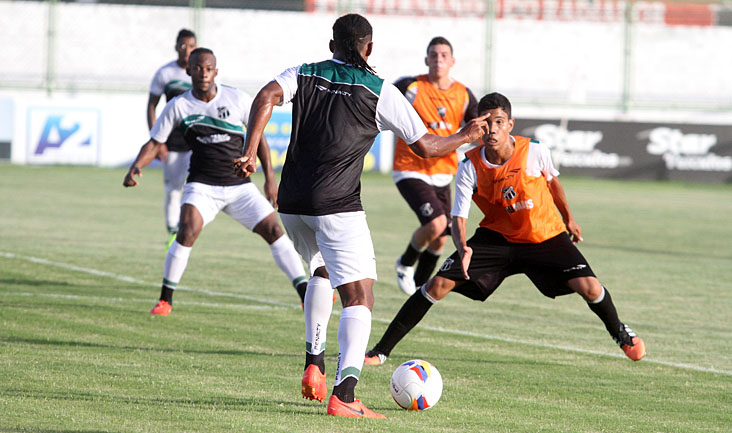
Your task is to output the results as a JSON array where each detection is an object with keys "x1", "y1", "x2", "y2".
[{"x1": 333, "y1": 14, "x2": 377, "y2": 75}]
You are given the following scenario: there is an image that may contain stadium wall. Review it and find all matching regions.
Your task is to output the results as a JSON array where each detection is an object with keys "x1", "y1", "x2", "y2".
[{"x1": 0, "y1": 1, "x2": 731, "y2": 181}]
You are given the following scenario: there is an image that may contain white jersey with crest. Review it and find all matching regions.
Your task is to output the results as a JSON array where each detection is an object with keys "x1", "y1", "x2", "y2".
[{"x1": 150, "y1": 84, "x2": 253, "y2": 186}]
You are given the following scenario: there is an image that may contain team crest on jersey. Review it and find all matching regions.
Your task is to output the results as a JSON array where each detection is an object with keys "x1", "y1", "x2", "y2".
[
  {"x1": 420, "y1": 202, "x2": 434, "y2": 217},
  {"x1": 502, "y1": 186, "x2": 517, "y2": 201},
  {"x1": 440, "y1": 257, "x2": 454, "y2": 272},
  {"x1": 437, "y1": 106, "x2": 447, "y2": 118},
  {"x1": 217, "y1": 106, "x2": 230, "y2": 119}
]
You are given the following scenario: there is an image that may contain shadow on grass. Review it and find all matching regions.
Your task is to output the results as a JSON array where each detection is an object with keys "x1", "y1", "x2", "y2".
[
  {"x1": 586, "y1": 241, "x2": 732, "y2": 261},
  {"x1": 0, "y1": 279, "x2": 73, "y2": 288},
  {"x1": 2, "y1": 387, "x2": 331, "y2": 415},
  {"x1": 1, "y1": 335, "x2": 300, "y2": 359},
  {"x1": 3, "y1": 429, "x2": 121, "y2": 433}
]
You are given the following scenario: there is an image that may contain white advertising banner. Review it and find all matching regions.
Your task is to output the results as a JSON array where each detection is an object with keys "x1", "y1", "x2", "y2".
[{"x1": 26, "y1": 106, "x2": 101, "y2": 165}]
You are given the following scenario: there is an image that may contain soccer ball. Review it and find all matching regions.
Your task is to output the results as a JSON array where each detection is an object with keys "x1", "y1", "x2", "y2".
[{"x1": 389, "y1": 359, "x2": 443, "y2": 410}]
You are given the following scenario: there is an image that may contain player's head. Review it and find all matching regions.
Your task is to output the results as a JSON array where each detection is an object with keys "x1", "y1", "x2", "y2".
[
  {"x1": 425, "y1": 36, "x2": 455, "y2": 79},
  {"x1": 330, "y1": 14, "x2": 376, "y2": 75},
  {"x1": 175, "y1": 29, "x2": 197, "y2": 66},
  {"x1": 478, "y1": 92, "x2": 514, "y2": 147},
  {"x1": 187, "y1": 47, "x2": 217, "y2": 94}
]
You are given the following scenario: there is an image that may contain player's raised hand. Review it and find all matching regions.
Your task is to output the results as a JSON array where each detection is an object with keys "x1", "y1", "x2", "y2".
[
  {"x1": 461, "y1": 112, "x2": 491, "y2": 143},
  {"x1": 123, "y1": 166, "x2": 142, "y2": 187},
  {"x1": 233, "y1": 156, "x2": 257, "y2": 178}
]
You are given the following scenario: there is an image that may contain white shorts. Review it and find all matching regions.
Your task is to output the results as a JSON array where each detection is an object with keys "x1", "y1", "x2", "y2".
[
  {"x1": 163, "y1": 150, "x2": 191, "y2": 192},
  {"x1": 280, "y1": 211, "x2": 377, "y2": 288},
  {"x1": 182, "y1": 182, "x2": 275, "y2": 230}
]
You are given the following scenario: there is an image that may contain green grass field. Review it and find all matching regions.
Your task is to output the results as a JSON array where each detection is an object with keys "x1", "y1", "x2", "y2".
[{"x1": 1, "y1": 164, "x2": 731, "y2": 433}]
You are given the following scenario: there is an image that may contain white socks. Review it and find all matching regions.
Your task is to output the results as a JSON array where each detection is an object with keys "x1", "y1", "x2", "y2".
[
  {"x1": 334, "y1": 305, "x2": 371, "y2": 386},
  {"x1": 304, "y1": 276, "x2": 335, "y2": 355},
  {"x1": 164, "y1": 189, "x2": 182, "y2": 233},
  {"x1": 269, "y1": 235, "x2": 307, "y2": 285},
  {"x1": 162, "y1": 240, "x2": 192, "y2": 288}
]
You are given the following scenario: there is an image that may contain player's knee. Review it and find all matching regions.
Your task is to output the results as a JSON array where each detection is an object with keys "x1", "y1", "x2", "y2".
[
  {"x1": 176, "y1": 226, "x2": 199, "y2": 246},
  {"x1": 569, "y1": 277, "x2": 602, "y2": 301},
  {"x1": 425, "y1": 277, "x2": 451, "y2": 301},
  {"x1": 422, "y1": 215, "x2": 447, "y2": 239},
  {"x1": 313, "y1": 266, "x2": 329, "y2": 279},
  {"x1": 254, "y1": 214, "x2": 283, "y2": 243}
]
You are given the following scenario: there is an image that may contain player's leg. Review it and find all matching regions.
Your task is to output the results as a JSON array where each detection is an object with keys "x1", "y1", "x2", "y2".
[
  {"x1": 523, "y1": 233, "x2": 645, "y2": 361},
  {"x1": 395, "y1": 179, "x2": 449, "y2": 295},
  {"x1": 413, "y1": 184, "x2": 452, "y2": 286},
  {"x1": 279, "y1": 213, "x2": 334, "y2": 403},
  {"x1": 307, "y1": 211, "x2": 383, "y2": 417},
  {"x1": 326, "y1": 277, "x2": 384, "y2": 418},
  {"x1": 567, "y1": 276, "x2": 646, "y2": 361},
  {"x1": 224, "y1": 183, "x2": 308, "y2": 303},
  {"x1": 365, "y1": 277, "x2": 456, "y2": 366},
  {"x1": 163, "y1": 150, "x2": 191, "y2": 246},
  {"x1": 367, "y1": 228, "x2": 508, "y2": 365},
  {"x1": 151, "y1": 182, "x2": 218, "y2": 316},
  {"x1": 252, "y1": 212, "x2": 308, "y2": 302}
]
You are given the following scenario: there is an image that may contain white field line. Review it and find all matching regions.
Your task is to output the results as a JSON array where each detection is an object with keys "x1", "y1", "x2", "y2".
[
  {"x1": 2, "y1": 250, "x2": 731, "y2": 377},
  {"x1": 0, "y1": 291, "x2": 288, "y2": 312}
]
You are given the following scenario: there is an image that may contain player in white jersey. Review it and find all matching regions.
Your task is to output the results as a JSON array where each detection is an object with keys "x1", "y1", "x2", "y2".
[
  {"x1": 147, "y1": 29, "x2": 197, "y2": 247},
  {"x1": 125, "y1": 48, "x2": 309, "y2": 315}
]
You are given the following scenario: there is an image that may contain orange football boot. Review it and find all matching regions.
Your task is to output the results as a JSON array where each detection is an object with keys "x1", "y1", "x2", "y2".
[
  {"x1": 150, "y1": 300, "x2": 172, "y2": 316},
  {"x1": 327, "y1": 395, "x2": 385, "y2": 419},
  {"x1": 301, "y1": 364, "x2": 327, "y2": 402}
]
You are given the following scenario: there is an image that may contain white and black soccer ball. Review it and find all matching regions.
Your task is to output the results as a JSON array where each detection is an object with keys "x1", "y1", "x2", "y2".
[{"x1": 389, "y1": 359, "x2": 443, "y2": 410}]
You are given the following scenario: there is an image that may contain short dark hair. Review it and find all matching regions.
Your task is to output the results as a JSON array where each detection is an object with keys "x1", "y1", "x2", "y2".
[
  {"x1": 478, "y1": 92, "x2": 512, "y2": 119},
  {"x1": 177, "y1": 29, "x2": 196, "y2": 44},
  {"x1": 333, "y1": 14, "x2": 376, "y2": 75},
  {"x1": 427, "y1": 36, "x2": 453, "y2": 55},
  {"x1": 189, "y1": 47, "x2": 214, "y2": 63}
]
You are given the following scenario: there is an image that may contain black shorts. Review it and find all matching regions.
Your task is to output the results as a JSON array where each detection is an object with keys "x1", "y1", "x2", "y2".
[
  {"x1": 436, "y1": 228, "x2": 596, "y2": 301},
  {"x1": 396, "y1": 178, "x2": 452, "y2": 233}
]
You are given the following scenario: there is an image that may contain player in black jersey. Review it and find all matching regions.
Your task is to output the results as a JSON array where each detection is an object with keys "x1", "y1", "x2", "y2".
[
  {"x1": 125, "y1": 48, "x2": 308, "y2": 316},
  {"x1": 235, "y1": 15, "x2": 490, "y2": 418}
]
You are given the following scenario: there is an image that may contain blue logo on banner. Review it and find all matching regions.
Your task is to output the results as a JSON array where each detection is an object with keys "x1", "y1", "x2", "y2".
[{"x1": 34, "y1": 115, "x2": 92, "y2": 154}]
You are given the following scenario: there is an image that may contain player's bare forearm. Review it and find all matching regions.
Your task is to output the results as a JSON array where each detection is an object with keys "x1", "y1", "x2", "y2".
[
  {"x1": 451, "y1": 216, "x2": 468, "y2": 255},
  {"x1": 146, "y1": 93, "x2": 161, "y2": 130},
  {"x1": 548, "y1": 177, "x2": 583, "y2": 242},
  {"x1": 256, "y1": 135, "x2": 275, "y2": 181},
  {"x1": 241, "y1": 81, "x2": 283, "y2": 176},
  {"x1": 123, "y1": 139, "x2": 162, "y2": 187},
  {"x1": 451, "y1": 216, "x2": 472, "y2": 279},
  {"x1": 130, "y1": 139, "x2": 162, "y2": 171},
  {"x1": 408, "y1": 112, "x2": 490, "y2": 158}
]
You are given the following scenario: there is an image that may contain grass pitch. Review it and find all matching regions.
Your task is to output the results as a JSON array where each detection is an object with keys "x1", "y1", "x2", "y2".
[{"x1": 1, "y1": 164, "x2": 731, "y2": 433}]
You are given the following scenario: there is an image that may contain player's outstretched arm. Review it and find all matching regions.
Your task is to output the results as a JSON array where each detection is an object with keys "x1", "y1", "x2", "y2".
[
  {"x1": 235, "y1": 80, "x2": 284, "y2": 178},
  {"x1": 547, "y1": 177, "x2": 583, "y2": 243},
  {"x1": 451, "y1": 216, "x2": 472, "y2": 280},
  {"x1": 408, "y1": 112, "x2": 489, "y2": 158},
  {"x1": 123, "y1": 139, "x2": 165, "y2": 188}
]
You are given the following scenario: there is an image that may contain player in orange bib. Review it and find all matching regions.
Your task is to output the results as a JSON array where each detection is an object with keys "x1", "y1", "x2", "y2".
[
  {"x1": 366, "y1": 93, "x2": 645, "y2": 366},
  {"x1": 392, "y1": 37, "x2": 478, "y2": 296}
]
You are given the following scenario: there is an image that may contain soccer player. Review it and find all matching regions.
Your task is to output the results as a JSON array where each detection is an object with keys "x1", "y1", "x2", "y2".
[
  {"x1": 147, "y1": 29, "x2": 197, "y2": 247},
  {"x1": 234, "y1": 14, "x2": 489, "y2": 418},
  {"x1": 124, "y1": 47, "x2": 309, "y2": 315},
  {"x1": 365, "y1": 92, "x2": 646, "y2": 366},
  {"x1": 392, "y1": 37, "x2": 478, "y2": 296}
]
